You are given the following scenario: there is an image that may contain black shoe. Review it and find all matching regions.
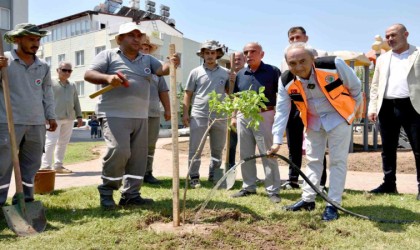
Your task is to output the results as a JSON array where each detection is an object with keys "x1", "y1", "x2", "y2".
[
  {"x1": 269, "y1": 193, "x2": 281, "y2": 203},
  {"x1": 417, "y1": 193, "x2": 420, "y2": 201},
  {"x1": 284, "y1": 199, "x2": 315, "y2": 211},
  {"x1": 369, "y1": 183, "x2": 398, "y2": 194},
  {"x1": 100, "y1": 194, "x2": 116, "y2": 210},
  {"x1": 322, "y1": 206, "x2": 339, "y2": 221},
  {"x1": 119, "y1": 196, "x2": 154, "y2": 206},
  {"x1": 231, "y1": 189, "x2": 256, "y2": 198},
  {"x1": 144, "y1": 173, "x2": 160, "y2": 184},
  {"x1": 281, "y1": 181, "x2": 300, "y2": 190}
]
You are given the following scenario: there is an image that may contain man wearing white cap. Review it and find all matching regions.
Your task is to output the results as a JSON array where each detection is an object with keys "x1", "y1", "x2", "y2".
[
  {"x1": 84, "y1": 22, "x2": 179, "y2": 209},
  {"x1": 183, "y1": 40, "x2": 229, "y2": 188}
]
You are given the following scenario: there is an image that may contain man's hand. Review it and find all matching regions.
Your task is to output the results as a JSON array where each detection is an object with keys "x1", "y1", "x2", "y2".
[
  {"x1": 168, "y1": 53, "x2": 180, "y2": 68},
  {"x1": 77, "y1": 118, "x2": 83, "y2": 127},
  {"x1": 47, "y1": 119, "x2": 58, "y2": 132},
  {"x1": 267, "y1": 143, "x2": 281, "y2": 155},
  {"x1": 164, "y1": 110, "x2": 171, "y2": 121},
  {"x1": 182, "y1": 113, "x2": 190, "y2": 127},
  {"x1": 368, "y1": 112, "x2": 377, "y2": 122},
  {"x1": 107, "y1": 74, "x2": 124, "y2": 87},
  {"x1": 0, "y1": 56, "x2": 8, "y2": 68}
]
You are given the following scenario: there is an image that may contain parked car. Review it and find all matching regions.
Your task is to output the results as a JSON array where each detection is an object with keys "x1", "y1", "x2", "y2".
[{"x1": 73, "y1": 119, "x2": 90, "y2": 130}]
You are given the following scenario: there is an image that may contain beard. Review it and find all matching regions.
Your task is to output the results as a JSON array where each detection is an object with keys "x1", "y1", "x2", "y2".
[{"x1": 21, "y1": 46, "x2": 38, "y2": 55}]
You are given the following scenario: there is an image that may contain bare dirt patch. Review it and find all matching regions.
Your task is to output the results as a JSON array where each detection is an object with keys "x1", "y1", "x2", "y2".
[{"x1": 163, "y1": 134, "x2": 415, "y2": 174}]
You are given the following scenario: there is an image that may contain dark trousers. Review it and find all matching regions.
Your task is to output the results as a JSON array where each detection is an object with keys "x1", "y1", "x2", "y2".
[
  {"x1": 228, "y1": 130, "x2": 238, "y2": 169},
  {"x1": 287, "y1": 103, "x2": 327, "y2": 185},
  {"x1": 378, "y1": 98, "x2": 420, "y2": 191}
]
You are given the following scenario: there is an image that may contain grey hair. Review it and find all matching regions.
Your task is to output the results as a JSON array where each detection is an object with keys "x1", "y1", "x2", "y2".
[
  {"x1": 58, "y1": 61, "x2": 72, "y2": 68},
  {"x1": 284, "y1": 42, "x2": 316, "y2": 60}
]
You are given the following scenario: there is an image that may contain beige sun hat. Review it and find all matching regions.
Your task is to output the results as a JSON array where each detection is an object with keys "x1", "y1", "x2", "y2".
[
  {"x1": 196, "y1": 40, "x2": 225, "y2": 59},
  {"x1": 141, "y1": 35, "x2": 158, "y2": 54},
  {"x1": 115, "y1": 22, "x2": 143, "y2": 44},
  {"x1": 4, "y1": 23, "x2": 50, "y2": 44}
]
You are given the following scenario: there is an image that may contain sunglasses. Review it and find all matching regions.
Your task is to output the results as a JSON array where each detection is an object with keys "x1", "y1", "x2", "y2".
[{"x1": 60, "y1": 69, "x2": 73, "y2": 73}]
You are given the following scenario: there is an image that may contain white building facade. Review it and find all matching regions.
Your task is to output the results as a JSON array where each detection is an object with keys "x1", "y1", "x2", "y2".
[{"x1": 37, "y1": 10, "x2": 230, "y2": 127}]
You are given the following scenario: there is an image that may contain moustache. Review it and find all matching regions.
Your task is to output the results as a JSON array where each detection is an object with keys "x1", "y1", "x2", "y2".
[{"x1": 31, "y1": 46, "x2": 39, "y2": 50}]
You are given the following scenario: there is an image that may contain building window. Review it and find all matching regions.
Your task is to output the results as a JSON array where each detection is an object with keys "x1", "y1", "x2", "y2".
[
  {"x1": 45, "y1": 57, "x2": 51, "y2": 66},
  {"x1": 58, "y1": 54, "x2": 65, "y2": 63},
  {"x1": 75, "y1": 81, "x2": 85, "y2": 96},
  {"x1": 95, "y1": 46, "x2": 106, "y2": 55},
  {"x1": 75, "y1": 50, "x2": 84, "y2": 66},
  {"x1": 0, "y1": 8, "x2": 10, "y2": 30}
]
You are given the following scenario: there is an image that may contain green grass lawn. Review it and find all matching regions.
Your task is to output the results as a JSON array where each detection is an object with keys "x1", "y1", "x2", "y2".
[
  {"x1": 1, "y1": 179, "x2": 419, "y2": 249},
  {"x1": 64, "y1": 141, "x2": 105, "y2": 164}
]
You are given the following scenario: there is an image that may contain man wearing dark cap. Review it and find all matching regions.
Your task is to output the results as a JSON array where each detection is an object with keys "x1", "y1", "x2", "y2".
[
  {"x1": 0, "y1": 23, "x2": 57, "y2": 206},
  {"x1": 183, "y1": 40, "x2": 229, "y2": 188},
  {"x1": 84, "y1": 22, "x2": 179, "y2": 209}
]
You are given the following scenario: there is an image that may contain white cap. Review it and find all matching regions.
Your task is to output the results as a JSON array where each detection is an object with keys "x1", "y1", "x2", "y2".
[{"x1": 115, "y1": 22, "x2": 143, "y2": 42}]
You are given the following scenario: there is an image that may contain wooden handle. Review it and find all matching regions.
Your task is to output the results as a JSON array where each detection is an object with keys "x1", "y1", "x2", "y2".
[
  {"x1": 169, "y1": 44, "x2": 180, "y2": 226},
  {"x1": 89, "y1": 85, "x2": 114, "y2": 99},
  {"x1": 224, "y1": 53, "x2": 236, "y2": 171},
  {"x1": 0, "y1": 36, "x2": 24, "y2": 193}
]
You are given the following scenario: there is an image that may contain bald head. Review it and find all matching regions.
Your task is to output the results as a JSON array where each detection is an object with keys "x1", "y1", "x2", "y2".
[
  {"x1": 233, "y1": 51, "x2": 246, "y2": 72},
  {"x1": 385, "y1": 23, "x2": 409, "y2": 54}
]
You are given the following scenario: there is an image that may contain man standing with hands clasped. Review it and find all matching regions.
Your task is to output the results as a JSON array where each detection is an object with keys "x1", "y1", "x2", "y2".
[
  {"x1": 41, "y1": 61, "x2": 82, "y2": 174},
  {"x1": 183, "y1": 40, "x2": 229, "y2": 188},
  {"x1": 269, "y1": 42, "x2": 362, "y2": 221},
  {"x1": 0, "y1": 23, "x2": 57, "y2": 206},
  {"x1": 368, "y1": 24, "x2": 420, "y2": 201}
]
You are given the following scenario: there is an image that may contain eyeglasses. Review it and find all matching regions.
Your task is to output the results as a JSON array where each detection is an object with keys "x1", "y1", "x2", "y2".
[{"x1": 60, "y1": 69, "x2": 73, "y2": 73}]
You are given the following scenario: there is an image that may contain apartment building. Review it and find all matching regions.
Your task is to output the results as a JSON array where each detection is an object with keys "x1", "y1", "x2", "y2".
[{"x1": 0, "y1": 0, "x2": 28, "y2": 51}]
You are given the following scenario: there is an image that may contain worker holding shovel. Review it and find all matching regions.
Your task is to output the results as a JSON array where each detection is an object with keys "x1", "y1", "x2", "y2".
[
  {"x1": 84, "y1": 22, "x2": 179, "y2": 210},
  {"x1": 0, "y1": 23, "x2": 57, "y2": 207}
]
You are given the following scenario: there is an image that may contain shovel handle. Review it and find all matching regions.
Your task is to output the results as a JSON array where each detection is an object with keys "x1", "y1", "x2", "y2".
[
  {"x1": 89, "y1": 71, "x2": 129, "y2": 99},
  {"x1": 0, "y1": 37, "x2": 24, "y2": 194}
]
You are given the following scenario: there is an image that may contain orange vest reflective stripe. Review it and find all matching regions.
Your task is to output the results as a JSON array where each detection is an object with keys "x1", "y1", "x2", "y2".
[{"x1": 282, "y1": 57, "x2": 356, "y2": 127}]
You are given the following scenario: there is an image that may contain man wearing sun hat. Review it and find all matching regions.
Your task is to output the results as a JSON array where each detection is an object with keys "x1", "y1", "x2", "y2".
[
  {"x1": 182, "y1": 40, "x2": 229, "y2": 188},
  {"x1": 84, "y1": 22, "x2": 179, "y2": 209},
  {"x1": 0, "y1": 23, "x2": 57, "y2": 206},
  {"x1": 139, "y1": 35, "x2": 171, "y2": 184}
]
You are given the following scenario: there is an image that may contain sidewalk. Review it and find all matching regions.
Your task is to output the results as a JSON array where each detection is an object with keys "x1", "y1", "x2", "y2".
[{"x1": 7, "y1": 137, "x2": 418, "y2": 197}]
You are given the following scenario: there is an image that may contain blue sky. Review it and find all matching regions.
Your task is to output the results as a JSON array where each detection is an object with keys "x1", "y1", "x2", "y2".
[{"x1": 29, "y1": 0, "x2": 420, "y2": 65}]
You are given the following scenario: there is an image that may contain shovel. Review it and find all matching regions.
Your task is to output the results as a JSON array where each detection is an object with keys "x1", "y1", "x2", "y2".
[{"x1": 0, "y1": 40, "x2": 47, "y2": 236}]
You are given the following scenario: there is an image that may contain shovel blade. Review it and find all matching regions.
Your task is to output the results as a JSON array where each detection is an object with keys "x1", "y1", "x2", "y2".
[{"x1": 2, "y1": 201, "x2": 47, "y2": 236}]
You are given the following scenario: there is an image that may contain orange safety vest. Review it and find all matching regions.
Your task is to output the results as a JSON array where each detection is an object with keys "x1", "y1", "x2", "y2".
[{"x1": 281, "y1": 56, "x2": 356, "y2": 128}]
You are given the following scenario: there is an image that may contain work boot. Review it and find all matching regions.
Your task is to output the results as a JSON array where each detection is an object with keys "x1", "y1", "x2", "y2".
[
  {"x1": 369, "y1": 182, "x2": 398, "y2": 194},
  {"x1": 144, "y1": 173, "x2": 160, "y2": 184},
  {"x1": 119, "y1": 195, "x2": 154, "y2": 206},
  {"x1": 100, "y1": 194, "x2": 116, "y2": 210}
]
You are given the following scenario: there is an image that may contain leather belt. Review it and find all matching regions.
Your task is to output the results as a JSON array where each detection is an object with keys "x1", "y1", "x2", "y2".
[{"x1": 260, "y1": 106, "x2": 275, "y2": 113}]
